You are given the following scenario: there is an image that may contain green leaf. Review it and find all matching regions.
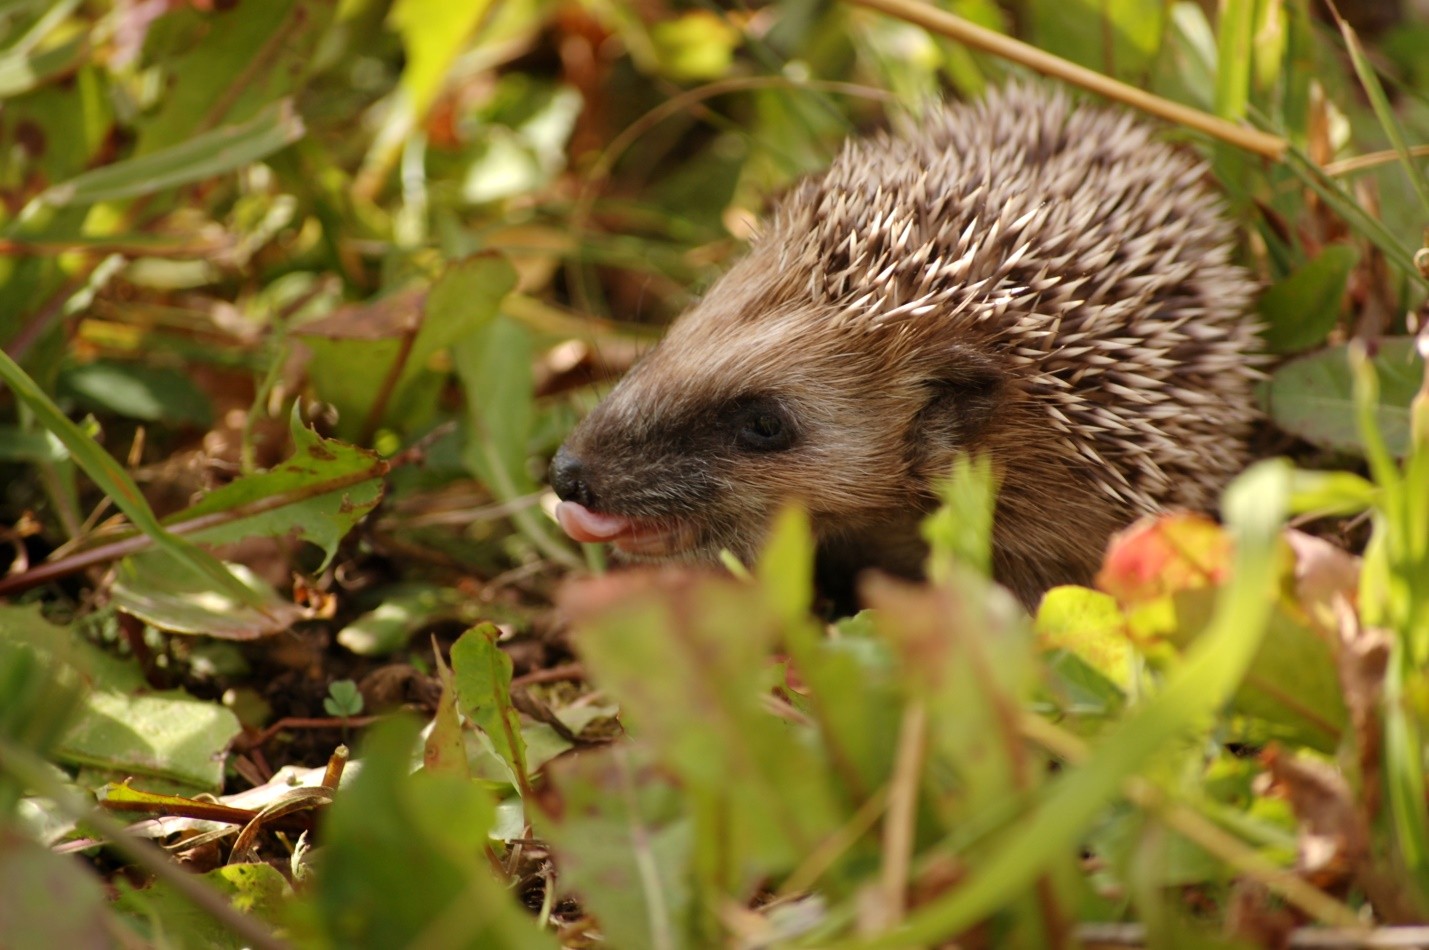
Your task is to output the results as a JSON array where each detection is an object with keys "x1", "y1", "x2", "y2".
[
  {"x1": 922, "y1": 453, "x2": 997, "y2": 580},
  {"x1": 561, "y1": 572, "x2": 845, "y2": 881},
  {"x1": 450, "y1": 623, "x2": 528, "y2": 791},
  {"x1": 1282, "y1": 149, "x2": 1428, "y2": 289},
  {"x1": 1213, "y1": 0, "x2": 1254, "y2": 120},
  {"x1": 456, "y1": 297, "x2": 579, "y2": 567},
  {"x1": 1036, "y1": 585, "x2": 1133, "y2": 691},
  {"x1": 0, "y1": 830, "x2": 109, "y2": 949},
  {"x1": 425, "y1": 650, "x2": 469, "y2": 778},
  {"x1": 323, "y1": 680, "x2": 365, "y2": 718},
  {"x1": 57, "y1": 690, "x2": 242, "y2": 792},
  {"x1": 1233, "y1": 606, "x2": 1347, "y2": 752},
  {"x1": 114, "y1": 863, "x2": 291, "y2": 948},
  {"x1": 0, "y1": 627, "x2": 89, "y2": 814},
  {"x1": 355, "y1": 0, "x2": 503, "y2": 195},
  {"x1": 1267, "y1": 338, "x2": 1425, "y2": 457},
  {"x1": 650, "y1": 11, "x2": 741, "y2": 80},
  {"x1": 336, "y1": 584, "x2": 471, "y2": 656},
  {"x1": 538, "y1": 746, "x2": 694, "y2": 950},
  {"x1": 0, "y1": 603, "x2": 144, "y2": 693},
  {"x1": 1258, "y1": 244, "x2": 1358, "y2": 354},
  {"x1": 1026, "y1": 0, "x2": 1165, "y2": 80},
  {"x1": 0, "y1": 32, "x2": 86, "y2": 98},
  {"x1": 136, "y1": 0, "x2": 331, "y2": 153},
  {"x1": 0, "y1": 426, "x2": 65, "y2": 463},
  {"x1": 60, "y1": 359, "x2": 214, "y2": 426},
  {"x1": 168, "y1": 410, "x2": 387, "y2": 570},
  {"x1": 111, "y1": 553, "x2": 304, "y2": 640},
  {"x1": 1334, "y1": 14, "x2": 1429, "y2": 218},
  {"x1": 865, "y1": 570, "x2": 1040, "y2": 822},
  {"x1": 311, "y1": 717, "x2": 553, "y2": 949},
  {"x1": 756, "y1": 505, "x2": 815, "y2": 624},
  {"x1": 35, "y1": 99, "x2": 305, "y2": 208},
  {"x1": 389, "y1": 0, "x2": 494, "y2": 123},
  {"x1": 1285, "y1": 468, "x2": 1378, "y2": 518}
]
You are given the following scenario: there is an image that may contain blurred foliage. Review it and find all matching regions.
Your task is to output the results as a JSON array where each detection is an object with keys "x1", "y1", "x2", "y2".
[{"x1": 0, "y1": 0, "x2": 1427, "y2": 946}]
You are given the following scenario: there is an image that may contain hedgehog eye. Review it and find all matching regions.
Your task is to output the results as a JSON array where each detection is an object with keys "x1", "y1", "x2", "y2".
[{"x1": 733, "y1": 400, "x2": 796, "y2": 452}]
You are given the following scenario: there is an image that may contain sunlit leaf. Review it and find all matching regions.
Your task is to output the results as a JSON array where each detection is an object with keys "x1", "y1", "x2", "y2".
[
  {"x1": 111, "y1": 553, "x2": 305, "y2": 640},
  {"x1": 169, "y1": 410, "x2": 387, "y2": 570},
  {"x1": 57, "y1": 690, "x2": 242, "y2": 791}
]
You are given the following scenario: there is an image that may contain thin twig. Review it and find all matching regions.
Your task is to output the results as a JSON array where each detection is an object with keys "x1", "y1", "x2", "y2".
[
  {"x1": 510, "y1": 662, "x2": 586, "y2": 688},
  {"x1": 238, "y1": 715, "x2": 385, "y2": 752},
  {"x1": 879, "y1": 702, "x2": 927, "y2": 927},
  {"x1": 1324, "y1": 145, "x2": 1429, "y2": 177}
]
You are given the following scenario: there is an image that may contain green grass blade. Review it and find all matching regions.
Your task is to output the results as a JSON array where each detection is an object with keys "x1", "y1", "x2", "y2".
[
  {"x1": 1284, "y1": 147, "x2": 1429, "y2": 289},
  {"x1": 1213, "y1": 0, "x2": 1254, "y2": 121},
  {"x1": 33, "y1": 99, "x2": 305, "y2": 208},
  {"x1": 0, "y1": 348, "x2": 259, "y2": 605},
  {"x1": 1333, "y1": 15, "x2": 1429, "y2": 218}
]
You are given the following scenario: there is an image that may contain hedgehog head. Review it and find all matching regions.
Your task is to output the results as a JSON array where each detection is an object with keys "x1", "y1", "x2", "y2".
[{"x1": 550, "y1": 85, "x2": 1263, "y2": 608}]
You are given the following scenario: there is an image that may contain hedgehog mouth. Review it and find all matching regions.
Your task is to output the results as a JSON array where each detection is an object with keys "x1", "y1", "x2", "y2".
[{"x1": 554, "y1": 501, "x2": 698, "y2": 558}]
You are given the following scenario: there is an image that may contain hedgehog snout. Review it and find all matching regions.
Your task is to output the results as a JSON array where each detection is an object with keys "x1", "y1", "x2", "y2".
[{"x1": 549, "y1": 446, "x2": 596, "y2": 509}]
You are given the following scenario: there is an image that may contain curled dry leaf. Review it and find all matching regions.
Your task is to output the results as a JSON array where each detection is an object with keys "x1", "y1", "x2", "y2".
[
  {"x1": 1258, "y1": 746, "x2": 1418, "y2": 922},
  {"x1": 1335, "y1": 601, "x2": 1391, "y2": 820},
  {"x1": 1285, "y1": 529, "x2": 1361, "y2": 633},
  {"x1": 1260, "y1": 747, "x2": 1367, "y2": 891}
]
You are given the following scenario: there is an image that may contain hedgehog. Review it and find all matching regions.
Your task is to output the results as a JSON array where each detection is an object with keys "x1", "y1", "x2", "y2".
[{"x1": 549, "y1": 84, "x2": 1262, "y2": 609}]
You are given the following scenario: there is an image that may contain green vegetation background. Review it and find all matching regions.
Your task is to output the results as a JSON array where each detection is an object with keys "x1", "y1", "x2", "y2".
[{"x1": 0, "y1": 0, "x2": 1427, "y2": 947}]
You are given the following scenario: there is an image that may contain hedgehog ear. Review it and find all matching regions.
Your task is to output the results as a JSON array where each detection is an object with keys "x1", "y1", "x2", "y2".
[{"x1": 910, "y1": 352, "x2": 1006, "y2": 452}]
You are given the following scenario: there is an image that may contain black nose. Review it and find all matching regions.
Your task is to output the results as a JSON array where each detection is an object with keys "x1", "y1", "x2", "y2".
[{"x1": 549, "y1": 447, "x2": 594, "y2": 507}]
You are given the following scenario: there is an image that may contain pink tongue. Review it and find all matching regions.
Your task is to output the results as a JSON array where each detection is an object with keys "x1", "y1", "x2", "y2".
[{"x1": 555, "y1": 502, "x2": 635, "y2": 543}]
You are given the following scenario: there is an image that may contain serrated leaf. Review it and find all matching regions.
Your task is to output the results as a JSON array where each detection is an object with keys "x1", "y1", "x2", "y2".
[
  {"x1": 425, "y1": 649, "x2": 468, "y2": 778},
  {"x1": 169, "y1": 410, "x2": 386, "y2": 570}
]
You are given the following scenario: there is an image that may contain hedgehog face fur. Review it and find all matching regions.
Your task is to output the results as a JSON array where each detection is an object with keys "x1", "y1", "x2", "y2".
[{"x1": 551, "y1": 84, "x2": 1262, "y2": 609}]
